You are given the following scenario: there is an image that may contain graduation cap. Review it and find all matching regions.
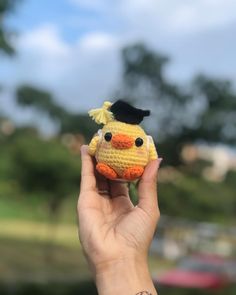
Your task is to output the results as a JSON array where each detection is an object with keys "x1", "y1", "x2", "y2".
[
  {"x1": 89, "y1": 100, "x2": 150, "y2": 125},
  {"x1": 110, "y1": 100, "x2": 150, "y2": 125}
]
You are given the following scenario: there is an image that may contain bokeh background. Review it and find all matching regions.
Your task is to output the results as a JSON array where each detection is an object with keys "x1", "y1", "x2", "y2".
[{"x1": 0, "y1": 0, "x2": 236, "y2": 294}]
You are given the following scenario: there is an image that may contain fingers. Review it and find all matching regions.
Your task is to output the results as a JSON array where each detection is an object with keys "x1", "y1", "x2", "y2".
[
  {"x1": 109, "y1": 181, "x2": 129, "y2": 198},
  {"x1": 80, "y1": 145, "x2": 96, "y2": 192},
  {"x1": 137, "y1": 159, "x2": 162, "y2": 217}
]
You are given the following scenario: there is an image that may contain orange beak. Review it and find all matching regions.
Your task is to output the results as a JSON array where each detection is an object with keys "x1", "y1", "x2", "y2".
[{"x1": 111, "y1": 134, "x2": 133, "y2": 149}]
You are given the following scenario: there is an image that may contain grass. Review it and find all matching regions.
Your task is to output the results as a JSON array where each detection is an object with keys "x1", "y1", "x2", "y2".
[
  {"x1": 0, "y1": 170, "x2": 235, "y2": 294},
  {"x1": 0, "y1": 236, "x2": 90, "y2": 283},
  {"x1": 0, "y1": 189, "x2": 172, "y2": 280},
  {"x1": 0, "y1": 216, "x2": 90, "y2": 282},
  {"x1": 1, "y1": 232, "x2": 235, "y2": 295},
  {"x1": 0, "y1": 203, "x2": 235, "y2": 295},
  {"x1": 0, "y1": 234, "x2": 171, "y2": 282},
  {"x1": 0, "y1": 220, "x2": 79, "y2": 247},
  {"x1": 0, "y1": 194, "x2": 78, "y2": 224},
  {"x1": 0, "y1": 217, "x2": 172, "y2": 283}
]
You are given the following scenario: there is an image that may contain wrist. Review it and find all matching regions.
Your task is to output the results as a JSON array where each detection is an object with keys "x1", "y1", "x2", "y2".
[{"x1": 95, "y1": 257, "x2": 157, "y2": 295}]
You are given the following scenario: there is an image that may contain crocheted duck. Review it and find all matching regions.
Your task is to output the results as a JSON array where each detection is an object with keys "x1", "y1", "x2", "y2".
[{"x1": 88, "y1": 100, "x2": 158, "y2": 181}]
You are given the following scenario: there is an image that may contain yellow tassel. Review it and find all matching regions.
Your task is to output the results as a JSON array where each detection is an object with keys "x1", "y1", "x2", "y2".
[{"x1": 88, "y1": 101, "x2": 114, "y2": 125}]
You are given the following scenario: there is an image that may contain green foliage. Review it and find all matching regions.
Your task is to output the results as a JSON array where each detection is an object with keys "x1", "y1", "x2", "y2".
[
  {"x1": 119, "y1": 43, "x2": 236, "y2": 164},
  {"x1": 120, "y1": 43, "x2": 190, "y2": 134},
  {"x1": 0, "y1": 0, "x2": 17, "y2": 13},
  {"x1": 16, "y1": 85, "x2": 98, "y2": 141},
  {"x1": 3, "y1": 130, "x2": 81, "y2": 214},
  {"x1": 122, "y1": 43, "x2": 169, "y2": 83},
  {"x1": 11, "y1": 135, "x2": 80, "y2": 195},
  {"x1": 189, "y1": 75, "x2": 236, "y2": 144},
  {"x1": 59, "y1": 113, "x2": 97, "y2": 140},
  {"x1": 17, "y1": 86, "x2": 65, "y2": 119},
  {"x1": 158, "y1": 166, "x2": 236, "y2": 222},
  {"x1": 0, "y1": 27, "x2": 14, "y2": 55},
  {"x1": 0, "y1": 0, "x2": 19, "y2": 55}
]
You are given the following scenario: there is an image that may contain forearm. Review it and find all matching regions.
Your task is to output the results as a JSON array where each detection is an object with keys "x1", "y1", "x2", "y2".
[{"x1": 95, "y1": 258, "x2": 158, "y2": 295}]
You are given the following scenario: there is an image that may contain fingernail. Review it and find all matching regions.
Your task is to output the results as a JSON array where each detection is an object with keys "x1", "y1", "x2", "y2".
[{"x1": 158, "y1": 158, "x2": 163, "y2": 166}]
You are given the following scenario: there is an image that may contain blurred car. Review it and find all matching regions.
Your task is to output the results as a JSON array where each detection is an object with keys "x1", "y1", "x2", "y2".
[{"x1": 155, "y1": 255, "x2": 233, "y2": 289}]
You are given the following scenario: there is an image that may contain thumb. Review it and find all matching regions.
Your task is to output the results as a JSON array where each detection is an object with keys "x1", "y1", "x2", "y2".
[{"x1": 137, "y1": 158, "x2": 162, "y2": 218}]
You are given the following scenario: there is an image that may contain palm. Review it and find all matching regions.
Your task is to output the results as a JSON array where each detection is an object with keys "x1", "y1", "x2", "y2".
[
  {"x1": 79, "y1": 186, "x2": 155, "y2": 265},
  {"x1": 78, "y1": 146, "x2": 159, "y2": 267}
]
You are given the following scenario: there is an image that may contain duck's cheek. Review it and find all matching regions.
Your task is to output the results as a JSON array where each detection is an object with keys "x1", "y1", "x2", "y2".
[
  {"x1": 136, "y1": 149, "x2": 146, "y2": 156},
  {"x1": 101, "y1": 142, "x2": 110, "y2": 149}
]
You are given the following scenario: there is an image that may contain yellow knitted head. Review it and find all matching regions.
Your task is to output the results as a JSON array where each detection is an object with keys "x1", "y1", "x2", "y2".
[{"x1": 101, "y1": 121, "x2": 148, "y2": 154}]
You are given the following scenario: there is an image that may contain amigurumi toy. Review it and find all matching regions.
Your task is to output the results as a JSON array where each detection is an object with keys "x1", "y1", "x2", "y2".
[{"x1": 88, "y1": 100, "x2": 158, "y2": 181}]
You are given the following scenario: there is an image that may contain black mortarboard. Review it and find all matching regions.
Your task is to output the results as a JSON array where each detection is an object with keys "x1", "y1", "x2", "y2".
[{"x1": 110, "y1": 100, "x2": 150, "y2": 124}]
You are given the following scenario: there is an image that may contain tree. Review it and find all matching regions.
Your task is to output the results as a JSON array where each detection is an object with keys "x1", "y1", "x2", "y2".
[
  {"x1": 11, "y1": 133, "x2": 81, "y2": 213},
  {"x1": 16, "y1": 85, "x2": 98, "y2": 141},
  {"x1": 0, "y1": 0, "x2": 18, "y2": 113},
  {"x1": 188, "y1": 75, "x2": 236, "y2": 144},
  {"x1": 9, "y1": 130, "x2": 81, "y2": 259},
  {"x1": 118, "y1": 44, "x2": 190, "y2": 137},
  {"x1": 0, "y1": 0, "x2": 18, "y2": 55},
  {"x1": 118, "y1": 44, "x2": 236, "y2": 164}
]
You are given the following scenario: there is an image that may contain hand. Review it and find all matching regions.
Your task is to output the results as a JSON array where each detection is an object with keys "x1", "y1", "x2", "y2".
[{"x1": 77, "y1": 145, "x2": 161, "y2": 295}]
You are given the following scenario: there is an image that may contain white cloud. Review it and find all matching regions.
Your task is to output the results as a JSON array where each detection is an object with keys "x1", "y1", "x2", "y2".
[
  {"x1": 12, "y1": 25, "x2": 71, "y2": 86},
  {"x1": 19, "y1": 24, "x2": 69, "y2": 55},
  {"x1": 79, "y1": 32, "x2": 118, "y2": 51},
  {"x1": 69, "y1": 0, "x2": 236, "y2": 34},
  {"x1": 166, "y1": 0, "x2": 236, "y2": 33},
  {"x1": 0, "y1": 24, "x2": 122, "y2": 118}
]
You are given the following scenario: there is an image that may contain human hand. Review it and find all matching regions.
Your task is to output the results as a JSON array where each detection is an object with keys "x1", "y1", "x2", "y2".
[{"x1": 77, "y1": 145, "x2": 161, "y2": 295}]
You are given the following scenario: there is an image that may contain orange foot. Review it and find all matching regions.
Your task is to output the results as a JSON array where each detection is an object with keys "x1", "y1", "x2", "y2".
[
  {"x1": 122, "y1": 166, "x2": 144, "y2": 181},
  {"x1": 96, "y1": 163, "x2": 118, "y2": 180}
]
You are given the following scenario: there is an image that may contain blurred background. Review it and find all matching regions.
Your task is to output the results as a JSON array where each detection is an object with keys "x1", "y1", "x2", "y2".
[{"x1": 0, "y1": 0, "x2": 236, "y2": 294}]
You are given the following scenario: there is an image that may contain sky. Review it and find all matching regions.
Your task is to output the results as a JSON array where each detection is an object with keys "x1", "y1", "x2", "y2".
[{"x1": 0, "y1": 0, "x2": 236, "y2": 126}]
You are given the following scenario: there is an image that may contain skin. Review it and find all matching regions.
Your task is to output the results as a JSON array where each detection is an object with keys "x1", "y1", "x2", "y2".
[{"x1": 77, "y1": 145, "x2": 161, "y2": 295}]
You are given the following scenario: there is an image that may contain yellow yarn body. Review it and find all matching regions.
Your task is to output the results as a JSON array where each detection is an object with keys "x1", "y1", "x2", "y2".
[{"x1": 89, "y1": 121, "x2": 158, "y2": 177}]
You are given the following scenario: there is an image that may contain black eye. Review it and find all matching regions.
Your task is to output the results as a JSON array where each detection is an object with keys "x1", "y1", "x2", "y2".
[
  {"x1": 135, "y1": 137, "x2": 143, "y2": 147},
  {"x1": 104, "y1": 132, "x2": 112, "y2": 142}
]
